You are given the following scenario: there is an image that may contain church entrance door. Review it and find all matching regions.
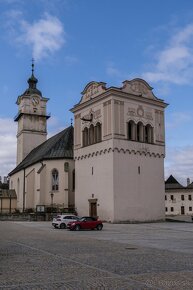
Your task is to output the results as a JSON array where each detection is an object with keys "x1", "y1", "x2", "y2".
[{"x1": 88, "y1": 199, "x2": 97, "y2": 218}]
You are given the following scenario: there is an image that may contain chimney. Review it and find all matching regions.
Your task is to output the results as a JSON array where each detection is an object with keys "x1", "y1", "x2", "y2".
[{"x1": 187, "y1": 178, "x2": 190, "y2": 186}]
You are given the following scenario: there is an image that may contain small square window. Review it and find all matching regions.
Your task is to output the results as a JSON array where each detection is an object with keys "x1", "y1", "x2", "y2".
[
  {"x1": 188, "y1": 195, "x2": 192, "y2": 201},
  {"x1": 170, "y1": 195, "x2": 174, "y2": 200},
  {"x1": 189, "y1": 207, "x2": 192, "y2": 211},
  {"x1": 165, "y1": 207, "x2": 168, "y2": 212},
  {"x1": 165, "y1": 195, "x2": 167, "y2": 200},
  {"x1": 181, "y1": 195, "x2": 184, "y2": 201},
  {"x1": 171, "y1": 207, "x2": 174, "y2": 212}
]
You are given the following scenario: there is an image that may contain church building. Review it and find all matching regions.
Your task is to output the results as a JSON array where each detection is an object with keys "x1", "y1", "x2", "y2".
[
  {"x1": 9, "y1": 65, "x2": 168, "y2": 222},
  {"x1": 9, "y1": 65, "x2": 75, "y2": 213}
]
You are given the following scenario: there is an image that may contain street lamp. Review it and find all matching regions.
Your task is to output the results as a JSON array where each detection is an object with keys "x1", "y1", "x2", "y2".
[{"x1": 50, "y1": 192, "x2": 54, "y2": 211}]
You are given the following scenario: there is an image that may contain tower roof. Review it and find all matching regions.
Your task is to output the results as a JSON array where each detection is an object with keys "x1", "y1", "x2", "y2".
[
  {"x1": 22, "y1": 60, "x2": 42, "y2": 97},
  {"x1": 165, "y1": 175, "x2": 184, "y2": 189}
]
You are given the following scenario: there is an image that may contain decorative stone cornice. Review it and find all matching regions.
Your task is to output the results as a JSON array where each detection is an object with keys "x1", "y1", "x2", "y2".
[{"x1": 74, "y1": 147, "x2": 165, "y2": 160}]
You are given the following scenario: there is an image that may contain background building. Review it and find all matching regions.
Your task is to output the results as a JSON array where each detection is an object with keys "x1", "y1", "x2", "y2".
[
  {"x1": 165, "y1": 175, "x2": 193, "y2": 216},
  {"x1": 0, "y1": 177, "x2": 16, "y2": 213}
]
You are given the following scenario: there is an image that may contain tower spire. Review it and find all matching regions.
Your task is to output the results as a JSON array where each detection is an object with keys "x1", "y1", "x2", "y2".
[
  {"x1": 28, "y1": 58, "x2": 38, "y2": 90},
  {"x1": 32, "y1": 58, "x2": 35, "y2": 76}
]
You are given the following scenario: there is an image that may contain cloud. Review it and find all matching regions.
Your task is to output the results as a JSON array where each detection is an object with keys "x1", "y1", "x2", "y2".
[
  {"x1": 165, "y1": 145, "x2": 193, "y2": 185},
  {"x1": 4, "y1": 10, "x2": 65, "y2": 61},
  {"x1": 0, "y1": 118, "x2": 17, "y2": 178},
  {"x1": 142, "y1": 23, "x2": 193, "y2": 85}
]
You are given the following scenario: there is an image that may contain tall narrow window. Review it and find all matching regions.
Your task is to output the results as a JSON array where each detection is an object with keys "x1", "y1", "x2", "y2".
[
  {"x1": 89, "y1": 124, "x2": 94, "y2": 145},
  {"x1": 145, "y1": 124, "x2": 153, "y2": 143},
  {"x1": 137, "y1": 122, "x2": 144, "y2": 142},
  {"x1": 95, "y1": 122, "x2": 102, "y2": 143},
  {"x1": 128, "y1": 121, "x2": 132, "y2": 140},
  {"x1": 128, "y1": 121, "x2": 136, "y2": 141},
  {"x1": 144, "y1": 125, "x2": 148, "y2": 143},
  {"x1": 83, "y1": 127, "x2": 89, "y2": 147},
  {"x1": 52, "y1": 169, "x2": 59, "y2": 191}
]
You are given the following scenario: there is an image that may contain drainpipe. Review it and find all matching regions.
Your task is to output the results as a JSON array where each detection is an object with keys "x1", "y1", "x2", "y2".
[{"x1": 23, "y1": 168, "x2": 26, "y2": 213}]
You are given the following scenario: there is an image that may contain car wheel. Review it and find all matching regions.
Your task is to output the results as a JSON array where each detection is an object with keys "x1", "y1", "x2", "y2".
[
  {"x1": 75, "y1": 224, "x2": 80, "y2": 231},
  {"x1": 60, "y1": 223, "x2": 66, "y2": 229},
  {"x1": 96, "y1": 224, "x2": 103, "y2": 231},
  {"x1": 54, "y1": 225, "x2": 57, "y2": 228}
]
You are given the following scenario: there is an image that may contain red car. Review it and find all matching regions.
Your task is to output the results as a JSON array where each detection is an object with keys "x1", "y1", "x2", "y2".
[{"x1": 67, "y1": 216, "x2": 103, "y2": 231}]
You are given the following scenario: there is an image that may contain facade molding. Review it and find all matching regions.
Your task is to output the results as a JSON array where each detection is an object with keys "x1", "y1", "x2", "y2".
[{"x1": 74, "y1": 147, "x2": 165, "y2": 160}]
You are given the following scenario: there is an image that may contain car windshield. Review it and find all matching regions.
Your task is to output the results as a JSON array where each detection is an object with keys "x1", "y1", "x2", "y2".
[{"x1": 79, "y1": 217, "x2": 86, "y2": 222}]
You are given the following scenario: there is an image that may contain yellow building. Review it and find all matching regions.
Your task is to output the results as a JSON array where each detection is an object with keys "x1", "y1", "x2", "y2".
[{"x1": 0, "y1": 189, "x2": 17, "y2": 214}]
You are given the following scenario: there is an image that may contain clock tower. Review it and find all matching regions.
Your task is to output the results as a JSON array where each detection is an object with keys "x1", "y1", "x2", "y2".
[{"x1": 15, "y1": 63, "x2": 50, "y2": 165}]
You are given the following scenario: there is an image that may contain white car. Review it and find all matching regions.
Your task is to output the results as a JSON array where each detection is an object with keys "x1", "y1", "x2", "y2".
[{"x1": 52, "y1": 214, "x2": 79, "y2": 229}]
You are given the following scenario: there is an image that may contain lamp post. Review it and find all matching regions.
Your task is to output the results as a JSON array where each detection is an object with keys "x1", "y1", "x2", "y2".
[{"x1": 50, "y1": 193, "x2": 54, "y2": 212}]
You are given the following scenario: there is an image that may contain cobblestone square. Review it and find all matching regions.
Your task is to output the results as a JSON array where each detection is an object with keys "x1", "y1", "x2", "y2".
[{"x1": 0, "y1": 221, "x2": 193, "y2": 289}]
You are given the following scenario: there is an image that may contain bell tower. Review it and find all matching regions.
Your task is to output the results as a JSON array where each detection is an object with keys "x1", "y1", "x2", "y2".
[
  {"x1": 71, "y1": 79, "x2": 168, "y2": 222},
  {"x1": 15, "y1": 62, "x2": 50, "y2": 164}
]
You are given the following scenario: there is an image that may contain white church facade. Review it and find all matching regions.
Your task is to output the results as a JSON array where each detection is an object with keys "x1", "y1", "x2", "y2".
[
  {"x1": 9, "y1": 66, "x2": 167, "y2": 222},
  {"x1": 9, "y1": 66, "x2": 75, "y2": 213}
]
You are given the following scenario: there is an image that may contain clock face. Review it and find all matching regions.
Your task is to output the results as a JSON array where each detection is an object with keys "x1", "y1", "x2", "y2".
[
  {"x1": 17, "y1": 96, "x2": 21, "y2": 105},
  {"x1": 32, "y1": 96, "x2": 39, "y2": 106}
]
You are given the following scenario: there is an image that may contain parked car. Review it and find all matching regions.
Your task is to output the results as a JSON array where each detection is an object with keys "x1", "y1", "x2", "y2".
[
  {"x1": 67, "y1": 216, "x2": 103, "y2": 231},
  {"x1": 52, "y1": 214, "x2": 79, "y2": 229}
]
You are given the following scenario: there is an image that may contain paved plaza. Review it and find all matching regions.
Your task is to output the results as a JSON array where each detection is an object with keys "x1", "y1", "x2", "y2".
[{"x1": 0, "y1": 221, "x2": 193, "y2": 289}]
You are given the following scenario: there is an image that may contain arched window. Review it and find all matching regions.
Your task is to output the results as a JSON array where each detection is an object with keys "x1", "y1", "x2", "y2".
[
  {"x1": 52, "y1": 169, "x2": 59, "y2": 191},
  {"x1": 95, "y1": 122, "x2": 102, "y2": 143},
  {"x1": 128, "y1": 121, "x2": 136, "y2": 141},
  {"x1": 89, "y1": 124, "x2": 94, "y2": 145},
  {"x1": 64, "y1": 162, "x2": 69, "y2": 172},
  {"x1": 82, "y1": 123, "x2": 102, "y2": 147},
  {"x1": 146, "y1": 124, "x2": 154, "y2": 143},
  {"x1": 144, "y1": 125, "x2": 148, "y2": 143},
  {"x1": 137, "y1": 122, "x2": 144, "y2": 142},
  {"x1": 83, "y1": 127, "x2": 89, "y2": 147}
]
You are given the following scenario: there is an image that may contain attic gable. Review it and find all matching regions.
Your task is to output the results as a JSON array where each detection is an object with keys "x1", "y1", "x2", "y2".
[
  {"x1": 80, "y1": 81, "x2": 107, "y2": 104},
  {"x1": 122, "y1": 78, "x2": 159, "y2": 100}
]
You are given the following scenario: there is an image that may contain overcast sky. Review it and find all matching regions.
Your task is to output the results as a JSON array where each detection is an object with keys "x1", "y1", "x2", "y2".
[{"x1": 0, "y1": 0, "x2": 193, "y2": 185}]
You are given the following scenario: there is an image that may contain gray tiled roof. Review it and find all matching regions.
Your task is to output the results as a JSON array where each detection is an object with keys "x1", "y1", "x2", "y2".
[
  {"x1": 165, "y1": 175, "x2": 184, "y2": 189},
  {"x1": 9, "y1": 126, "x2": 73, "y2": 176}
]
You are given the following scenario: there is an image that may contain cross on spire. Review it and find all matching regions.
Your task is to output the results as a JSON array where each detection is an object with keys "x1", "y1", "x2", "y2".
[{"x1": 31, "y1": 58, "x2": 35, "y2": 75}]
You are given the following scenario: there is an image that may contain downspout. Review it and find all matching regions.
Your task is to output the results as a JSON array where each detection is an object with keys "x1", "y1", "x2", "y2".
[{"x1": 23, "y1": 168, "x2": 25, "y2": 212}]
